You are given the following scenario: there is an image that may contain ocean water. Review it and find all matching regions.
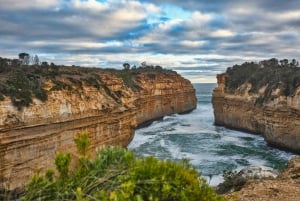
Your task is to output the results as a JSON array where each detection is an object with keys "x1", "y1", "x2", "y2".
[{"x1": 128, "y1": 83, "x2": 294, "y2": 186}]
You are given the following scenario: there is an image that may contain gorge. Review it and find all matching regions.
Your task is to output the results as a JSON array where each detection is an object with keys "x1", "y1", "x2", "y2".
[{"x1": 0, "y1": 61, "x2": 196, "y2": 192}]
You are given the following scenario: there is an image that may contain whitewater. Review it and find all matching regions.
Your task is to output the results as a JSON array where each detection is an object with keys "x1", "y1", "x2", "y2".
[{"x1": 128, "y1": 83, "x2": 294, "y2": 186}]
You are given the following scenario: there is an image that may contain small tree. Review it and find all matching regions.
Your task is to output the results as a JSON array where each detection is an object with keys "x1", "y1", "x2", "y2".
[
  {"x1": 74, "y1": 131, "x2": 91, "y2": 177},
  {"x1": 41, "y1": 61, "x2": 48, "y2": 67},
  {"x1": 280, "y1": 59, "x2": 289, "y2": 67},
  {"x1": 74, "y1": 131, "x2": 91, "y2": 157},
  {"x1": 55, "y1": 152, "x2": 71, "y2": 180},
  {"x1": 141, "y1": 61, "x2": 147, "y2": 68},
  {"x1": 32, "y1": 55, "x2": 39, "y2": 65},
  {"x1": 18, "y1": 52, "x2": 30, "y2": 65},
  {"x1": 123, "y1": 63, "x2": 130, "y2": 70},
  {"x1": 290, "y1": 59, "x2": 299, "y2": 67}
]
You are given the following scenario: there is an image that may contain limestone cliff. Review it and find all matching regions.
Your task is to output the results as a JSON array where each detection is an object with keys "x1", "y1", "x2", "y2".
[
  {"x1": 0, "y1": 66, "x2": 196, "y2": 192},
  {"x1": 212, "y1": 59, "x2": 300, "y2": 153}
]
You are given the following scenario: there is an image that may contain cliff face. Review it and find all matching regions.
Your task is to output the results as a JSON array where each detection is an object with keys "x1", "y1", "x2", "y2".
[
  {"x1": 212, "y1": 73, "x2": 300, "y2": 153},
  {"x1": 0, "y1": 69, "x2": 196, "y2": 191}
]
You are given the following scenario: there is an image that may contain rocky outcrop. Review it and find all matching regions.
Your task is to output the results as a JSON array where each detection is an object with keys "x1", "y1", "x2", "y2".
[
  {"x1": 226, "y1": 156, "x2": 300, "y2": 201},
  {"x1": 238, "y1": 166, "x2": 278, "y2": 179},
  {"x1": 212, "y1": 73, "x2": 300, "y2": 153},
  {"x1": 0, "y1": 68, "x2": 196, "y2": 192}
]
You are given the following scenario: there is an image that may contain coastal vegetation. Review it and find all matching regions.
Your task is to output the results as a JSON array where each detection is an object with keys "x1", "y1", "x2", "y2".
[
  {"x1": 21, "y1": 132, "x2": 226, "y2": 201},
  {"x1": 225, "y1": 58, "x2": 300, "y2": 104},
  {"x1": 216, "y1": 170, "x2": 246, "y2": 194},
  {"x1": 0, "y1": 56, "x2": 174, "y2": 110}
]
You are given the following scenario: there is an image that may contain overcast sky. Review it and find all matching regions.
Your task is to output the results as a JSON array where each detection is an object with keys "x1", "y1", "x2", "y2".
[{"x1": 1, "y1": 0, "x2": 300, "y2": 82}]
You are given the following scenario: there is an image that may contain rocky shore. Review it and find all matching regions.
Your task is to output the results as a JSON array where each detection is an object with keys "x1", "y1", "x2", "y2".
[{"x1": 226, "y1": 156, "x2": 300, "y2": 201}]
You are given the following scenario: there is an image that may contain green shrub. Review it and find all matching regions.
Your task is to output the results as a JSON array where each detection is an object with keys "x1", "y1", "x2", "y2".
[
  {"x1": 55, "y1": 153, "x2": 71, "y2": 180},
  {"x1": 216, "y1": 170, "x2": 246, "y2": 194},
  {"x1": 0, "y1": 70, "x2": 48, "y2": 108},
  {"x1": 21, "y1": 133, "x2": 226, "y2": 201},
  {"x1": 83, "y1": 76, "x2": 100, "y2": 89},
  {"x1": 50, "y1": 80, "x2": 72, "y2": 91},
  {"x1": 0, "y1": 93, "x2": 4, "y2": 101},
  {"x1": 34, "y1": 88, "x2": 48, "y2": 102}
]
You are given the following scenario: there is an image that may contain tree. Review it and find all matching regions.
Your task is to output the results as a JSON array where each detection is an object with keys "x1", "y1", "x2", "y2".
[
  {"x1": 123, "y1": 63, "x2": 130, "y2": 70},
  {"x1": 268, "y1": 58, "x2": 279, "y2": 67},
  {"x1": 290, "y1": 59, "x2": 299, "y2": 67},
  {"x1": 41, "y1": 61, "x2": 49, "y2": 67},
  {"x1": 18, "y1": 52, "x2": 30, "y2": 65},
  {"x1": 18, "y1": 52, "x2": 29, "y2": 60},
  {"x1": 141, "y1": 61, "x2": 147, "y2": 68},
  {"x1": 280, "y1": 59, "x2": 289, "y2": 67},
  {"x1": 32, "y1": 55, "x2": 39, "y2": 65}
]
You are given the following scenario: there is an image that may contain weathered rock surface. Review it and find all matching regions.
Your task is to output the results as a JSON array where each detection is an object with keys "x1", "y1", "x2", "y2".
[
  {"x1": 212, "y1": 73, "x2": 300, "y2": 153},
  {"x1": 238, "y1": 166, "x2": 278, "y2": 179},
  {"x1": 0, "y1": 69, "x2": 196, "y2": 191},
  {"x1": 226, "y1": 156, "x2": 300, "y2": 201}
]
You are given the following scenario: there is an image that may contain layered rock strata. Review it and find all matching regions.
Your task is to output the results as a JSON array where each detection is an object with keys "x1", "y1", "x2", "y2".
[
  {"x1": 0, "y1": 69, "x2": 196, "y2": 191},
  {"x1": 212, "y1": 73, "x2": 300, "y2": 153}
]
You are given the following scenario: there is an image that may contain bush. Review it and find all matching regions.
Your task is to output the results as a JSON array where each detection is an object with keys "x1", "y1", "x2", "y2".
[
  {"x1": 21, "y1": 133, "x2": 226, "y2": 201},
  {"x1": 34, "y1": 88, "x2": 48, "y2": 102},
  {"x1": 0, "y1": 70, "x2": 48, "y2": 109},
  {"x1": 225, "y1": 58, "x2": 300, "y2": 104},
  {"x1": 216, "y1": 170, "x2": 246, "y2": 194},
  {"x1": 50, "y1": 80, "x2": 72, "y2": 91},
  {"x1": 83, "y1": 76, "x2": 100, "y2": 89}
]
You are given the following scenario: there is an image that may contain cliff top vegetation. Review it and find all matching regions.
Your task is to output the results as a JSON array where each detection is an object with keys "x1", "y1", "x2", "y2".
[
  {"x1": 0, "y1": 55, "x2": 176, "y2": 110},
  {"x1": 224, "y1": 58, "x2": 300, "y2": 104}
]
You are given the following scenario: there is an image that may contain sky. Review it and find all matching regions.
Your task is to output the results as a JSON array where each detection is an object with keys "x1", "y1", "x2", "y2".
[{"x1": 1, "y1": 0, "x2": 300, "y2": 83}]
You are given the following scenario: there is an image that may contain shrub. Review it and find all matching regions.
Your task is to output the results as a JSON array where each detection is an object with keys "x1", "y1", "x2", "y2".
[
  {"x1": 216, "y1": 170, "x2": 246, "y2": 194},
  {"x1": 225, "y1": 59, "x2": 300, "y2": 104},
  {"x1": 50, "y1": 80, "x2": 72, "y2": 91},
  {"x1": 0, "y1": 70, "x2": 48, "y2": 109},
  {"x1": 34, "y1": 88, "x2": 48, "y2": 102},
  {"x1": 21, "y1": 133, "x2": 226, "y2": 201},
  {"x1": 83, "y1": 76, "x2": 100, "y2": 89},
  {"x1": 55, "y1": 153, "x2": 71, "y2": 180},
  {"x1": 4, "y1": 72, "x2": 33, "y2": 109},
  {"x1": 0, "y1": 93, "x2": 4, "y2": 101}
]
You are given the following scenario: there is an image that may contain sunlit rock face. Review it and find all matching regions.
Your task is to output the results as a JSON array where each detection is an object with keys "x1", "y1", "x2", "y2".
[
  {"x1": 212, "y1": 73, "x2": 300, "y2": 154},
  {"x1": 0, "y1": 68, "x2": 196, "y2": 191}
]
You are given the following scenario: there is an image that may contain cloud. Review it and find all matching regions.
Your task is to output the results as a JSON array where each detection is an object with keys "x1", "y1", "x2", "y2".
[
  {"x1": 1, "y1": 0, "x2": 300, "y2": 82},
  {"x1": 210, "y1": 29, "x2": 234, "y2": 38},
  {"x1": 0, "y1": 0, "x2": 60, "y2": 10}
]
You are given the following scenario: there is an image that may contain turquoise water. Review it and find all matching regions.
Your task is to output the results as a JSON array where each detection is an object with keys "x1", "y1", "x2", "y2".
[{"x1": 128, "y1": 83, "x2": 294, "y2": 186}]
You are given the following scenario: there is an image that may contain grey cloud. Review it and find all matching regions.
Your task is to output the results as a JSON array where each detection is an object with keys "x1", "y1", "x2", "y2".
[{"x1": 1, "y1": 0, "x2": 300, "y2": 82}]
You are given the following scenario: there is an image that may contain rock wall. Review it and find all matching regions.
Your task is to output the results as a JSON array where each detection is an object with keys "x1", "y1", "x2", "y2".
[
  {"x1": 212, "y1": 74, "x2": 300, "y2": 153},
  {"x1": 0, "y1": 70, "x2": 196, "y2": 191}
]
